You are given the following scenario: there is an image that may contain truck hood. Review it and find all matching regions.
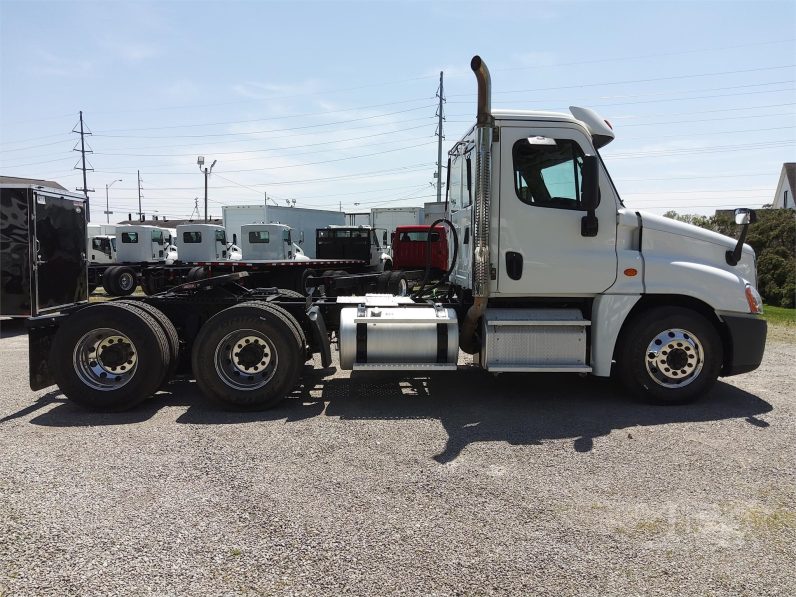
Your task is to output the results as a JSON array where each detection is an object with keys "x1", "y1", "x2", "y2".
[{"x1": 622, "y1": 209, "x2": 757, "y2": 286}]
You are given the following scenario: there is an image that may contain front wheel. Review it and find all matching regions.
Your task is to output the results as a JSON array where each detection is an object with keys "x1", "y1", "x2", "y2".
[{"x1": 616, "y1": 306, "x2": 723, "y2": 404}]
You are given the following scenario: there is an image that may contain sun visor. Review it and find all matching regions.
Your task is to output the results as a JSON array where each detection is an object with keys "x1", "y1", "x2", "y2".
[{"x1": 569, "y1": 106, "x2": 615, "y2": 148}]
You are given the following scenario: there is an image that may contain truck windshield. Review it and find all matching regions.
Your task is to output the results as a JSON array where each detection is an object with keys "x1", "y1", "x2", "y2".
[{"x1": 398, "y1": 231, "x2": 441, "y2": 242}]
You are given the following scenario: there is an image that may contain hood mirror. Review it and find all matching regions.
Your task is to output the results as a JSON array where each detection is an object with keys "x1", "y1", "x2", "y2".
[{"x1": 726, "y1": 208, "x2": 757, "y2": 266}]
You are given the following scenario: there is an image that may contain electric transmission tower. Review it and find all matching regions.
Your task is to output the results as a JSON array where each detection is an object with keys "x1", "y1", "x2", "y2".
[
  {"x1": 434, "y1": 71, "x2": 446, "y2": 203},
  {"x1": 190, "y1": 197, "x2": 201, "y2": 221},
  {"x1": 72, "y1": 111, "x2": 95, "y2": 220},
  {"x1": 137, "y1": 170, "x2": 144, "y2": 221}
]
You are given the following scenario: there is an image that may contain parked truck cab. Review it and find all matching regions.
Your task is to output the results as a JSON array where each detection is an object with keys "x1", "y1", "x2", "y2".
[
  {"x1": 116, "y1": 225, "x2": 172, "y2": 262},
  {"x1": 316, "y1": 225, "x2": 392, "y2": 271},
  {"x1": 176, "y1": 223, "x2": 239, "y2": 262},
  {"x1": 240, "y1": 223, "x2": 308, "y2": 261},
  {"x1": 88, "y1": 235, "x2": 116, "y2": 264}
]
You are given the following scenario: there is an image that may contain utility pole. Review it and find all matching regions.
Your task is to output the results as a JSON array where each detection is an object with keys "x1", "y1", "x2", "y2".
[
  {"x1": 105, "y1": 178, "x2": 122, "y2": 223},
  {"x1": 434, "y1": 71, "x2": 446, "y2": 203},
  {"x1": 137, "y1": 170, "x2": 143, "y2": 221},
  {"x1": 197, "y1": 156, "x2": 217, "y2": 222},
  {"x1": 72, "y1": 111, "x2": 94, "y2": 220},
  {"x1": 263, "y1": 192, "x2": 267, "y2": 221}
]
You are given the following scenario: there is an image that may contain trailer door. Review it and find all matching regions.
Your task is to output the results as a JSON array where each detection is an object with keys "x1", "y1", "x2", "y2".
[{"x1": 32, "y1": 192, "x2": 88, "y2": 315}]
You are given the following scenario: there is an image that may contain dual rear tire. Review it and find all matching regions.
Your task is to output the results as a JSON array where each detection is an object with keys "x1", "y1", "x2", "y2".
[
  {"x1": 101, "y1": 266, "x2": 137, "y2": 296},
  {"x1": 190, "y1": 301, "x2": 306, "y2": 410},
  {"x1": 51, "y1": 300, "x2": 306, "y2": 412}
]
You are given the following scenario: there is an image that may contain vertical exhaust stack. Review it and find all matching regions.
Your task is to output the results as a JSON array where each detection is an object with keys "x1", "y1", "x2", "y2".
[{"x1": 459, "y1": 55, "x2": 494, "y2": 354}]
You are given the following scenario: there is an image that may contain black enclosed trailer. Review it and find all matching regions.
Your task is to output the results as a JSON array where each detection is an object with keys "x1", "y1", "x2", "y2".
[{"x1": 0, "y1": 184, "x2": 88, "y2": 317}]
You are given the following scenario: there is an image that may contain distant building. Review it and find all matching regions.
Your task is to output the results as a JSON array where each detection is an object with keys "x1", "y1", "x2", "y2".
[
  {"x1": 772, "y1": 163, "x2": 795, "y2": 210},
  {"x1": 0, "y1": 175, "x2": 67, "y2": 190}
]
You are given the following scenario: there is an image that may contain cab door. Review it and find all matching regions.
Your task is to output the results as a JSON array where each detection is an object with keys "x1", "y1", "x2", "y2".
[{"x1": 497, "y1": 126, "x2": 617, "y2": 295}]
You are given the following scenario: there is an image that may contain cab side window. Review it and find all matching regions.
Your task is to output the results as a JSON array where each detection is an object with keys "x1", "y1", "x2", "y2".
[
  {"x1": 215, "y1": 230, "x2": 226, "y2": 243},
  {"x1": 513, "y1": 138, "x2": 589, "y2": 210}
]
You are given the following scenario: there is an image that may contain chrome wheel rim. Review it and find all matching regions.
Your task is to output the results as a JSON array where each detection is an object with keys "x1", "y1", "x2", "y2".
[
  {"x1": 396, "y1": 278, "x2": 408, "y2": 296},
  {"x1": 214, "y1": 329, "x2": 277, "y2": 390},
  {"x1": 645, "y1": 328, "x2": 704, "y2": 388},
  {"x1": 118, "y1": 272, "x2": 135, "y2": 291},
  {"x1": 73, "y1": 328, "x2": 138, "y2": 391}
]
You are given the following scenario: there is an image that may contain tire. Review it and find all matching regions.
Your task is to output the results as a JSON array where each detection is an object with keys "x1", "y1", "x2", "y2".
[
  {"x1": 187, "y1": 266, "x2": 206, "y2": 282},
  {"x1": 49, "y1": 302, "x2": 170, "y2": 411},
  {"x1": 276, "y1": 288, "x2": 305, "y2": 299},
  {"x1": 141, "y1": 273, "x2": 165, "y2": 296},
  {"x1": 375, "y1": 271, "x2": 392, "y2": 293},
  {"x1": 115, "y1": 300, "x2": 180, "y2": 384},
  {"x1": 387, "y1": 272, "x2": 409, "y2": 296},
  {"x1": 101, "y1": 266, "x2": 119, "y2": 295},
  {"x1": 237, "y1": 300, "x2": 307, "y2": 358},
  {"x1": 616, "y1": 306, "x2": 723, "y2": 404},
  {"x1": 114, "y1": 267, "x2": 137, "y2": 296},
  {"x1": 191, "y1": 303, "x2": 303, "y2": 410}
]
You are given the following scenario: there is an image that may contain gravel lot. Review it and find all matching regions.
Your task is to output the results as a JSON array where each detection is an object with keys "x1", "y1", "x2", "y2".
[{"x1": 1, "y1": 319, "x2": 794, "y2": 596}]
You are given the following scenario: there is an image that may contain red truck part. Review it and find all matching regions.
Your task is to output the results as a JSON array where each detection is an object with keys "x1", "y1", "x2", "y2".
[{"x1": 391, "y1": 225, "x2": 448, "y2": 272}]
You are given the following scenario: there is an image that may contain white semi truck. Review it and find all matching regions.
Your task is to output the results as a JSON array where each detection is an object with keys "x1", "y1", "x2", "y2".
[
  {"x1": 28, "y1": 56, "x2": 766, "y2": 411},
  {"x1": 239, "y1": 223, "x2": 308, "y2": 261}
]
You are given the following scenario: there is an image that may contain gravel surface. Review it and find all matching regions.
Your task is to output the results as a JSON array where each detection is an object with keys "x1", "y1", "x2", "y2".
[{"x1": 1, "y1": 318, "x2": 794, "y2": 596}]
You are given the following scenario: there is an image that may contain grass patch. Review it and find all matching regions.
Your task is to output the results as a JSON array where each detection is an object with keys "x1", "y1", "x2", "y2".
[
  {"x1": 741, "y1": 507, "x2": 796, "y2": 533},
  {"x1": 763, "y1": 305, "x2": 796, "y2": 327}
]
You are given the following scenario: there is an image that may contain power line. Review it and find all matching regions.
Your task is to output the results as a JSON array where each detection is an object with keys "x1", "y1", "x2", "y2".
[
  {"x1": 92, "y1": 104, "x2": 436, "y2": 139},
  {"x1": 448, "y1": 64, "x2": 796, "y2": 98},
  {"x1": 93, "y1": 96, "x2": 435, "y2": 133}
]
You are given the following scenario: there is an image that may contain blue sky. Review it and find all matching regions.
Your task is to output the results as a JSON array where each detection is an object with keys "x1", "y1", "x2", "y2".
[{"x1": 1, "y1": 0, "x2": 794, "y2": 222}]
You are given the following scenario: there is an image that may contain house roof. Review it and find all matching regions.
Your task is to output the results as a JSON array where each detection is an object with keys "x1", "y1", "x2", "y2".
[
  {"x1": 784, "y1": 163, "x2": 796, "y2": 194},
  {"x1": 0, "y1": 175, "x2": 68, "y2": 190}
]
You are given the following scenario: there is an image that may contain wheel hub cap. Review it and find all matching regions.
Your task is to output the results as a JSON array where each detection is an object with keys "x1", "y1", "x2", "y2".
[
  {"x1": 645, "y1": 328, "x2": 704, "y2": 388},
  {"x1": 74, "y1": 328, "x2": 138, "y2": 391},
  {"x1": 214, "y1": 330, "x2": 277, "y2": 390}
]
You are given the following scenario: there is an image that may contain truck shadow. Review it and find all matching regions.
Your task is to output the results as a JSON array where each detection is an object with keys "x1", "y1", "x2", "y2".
[
  {"x1": 295, "y1": 368, "x2": 773, "y2": 463},
  {"x1": 26, "y1": 366, "x2": 773, "y2": 463}
]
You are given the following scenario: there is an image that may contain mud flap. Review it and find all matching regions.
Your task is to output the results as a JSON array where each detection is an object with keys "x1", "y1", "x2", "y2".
[{"x1": 306, "y1": 306, "x2": 332, "y2": 368}]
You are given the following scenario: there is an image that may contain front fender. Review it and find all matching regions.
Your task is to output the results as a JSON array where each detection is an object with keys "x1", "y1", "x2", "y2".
[{"x1": 643, "y1": 258, "x2": 750, "y2": 313}]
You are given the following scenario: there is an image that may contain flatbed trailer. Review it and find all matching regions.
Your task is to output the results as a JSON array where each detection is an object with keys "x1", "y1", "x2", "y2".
[{"x1": 89, "y1": 257, "x2": 371, "y2": 297}]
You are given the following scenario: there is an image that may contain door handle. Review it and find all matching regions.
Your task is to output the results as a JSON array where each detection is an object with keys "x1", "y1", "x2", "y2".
[
  {"x1": 463, "y1": 227, "x2": 470, "y2": 245},
  {"x1": 506, "y1": 251, "x2": 523, "y2": 280}
]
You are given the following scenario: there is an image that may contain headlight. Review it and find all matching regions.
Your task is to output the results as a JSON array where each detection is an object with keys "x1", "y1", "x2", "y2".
[{"x1": 745, "y1": 283, "x2": 763, "y2": 314}]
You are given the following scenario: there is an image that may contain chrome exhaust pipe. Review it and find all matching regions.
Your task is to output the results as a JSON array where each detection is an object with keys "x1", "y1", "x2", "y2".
[{"x1": 460, "y1": 55, "x2": 494, "y2": 354}]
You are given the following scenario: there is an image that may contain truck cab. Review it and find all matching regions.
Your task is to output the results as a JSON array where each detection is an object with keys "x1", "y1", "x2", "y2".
[
  {"x1": 116, "y1": 225, "x2": 172, "y2": 262},
  {"x1": 391, "y1": 225, "x2": 448, "y2": 272},
  {"x1": 316, "y1": 225, "x2": 392, "y2": 270},
  {"x1": 176, "y1": 223, "x2": 239, "y2": 262},
  {"x1": 88, "y1": 235, "x2": 116, "y2": 264},
  {"x1": 240, "y1": 223, "x2": 308, "y2": 261}
]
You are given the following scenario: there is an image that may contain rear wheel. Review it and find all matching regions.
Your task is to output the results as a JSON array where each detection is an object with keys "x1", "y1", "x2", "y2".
[
  {"x1": 50, "y1": 303, "x2": 170, "y2": 410},
  {"x1": 101, "y1": 266, "x2": 119, "y2": 295},
  {"x1": 115, "y1": 300, "x2": 180, "y2": 384},
  {"x1": 191, "y1": 303, "x2": 303, "y2": 409},
  {"x1": 388, "y1": 272, "x2": 409, "y2": 296},
  {"x1": 616, "y1": 306, "x2": 722, "y2": 404},
  {"x1": 114, "y1": 267, "x2": 137, "y2": 296},
  {"x1": 375, "y1": 271, "x2": 392, "y2": 293}
]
